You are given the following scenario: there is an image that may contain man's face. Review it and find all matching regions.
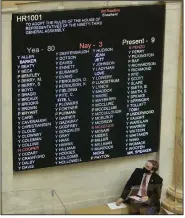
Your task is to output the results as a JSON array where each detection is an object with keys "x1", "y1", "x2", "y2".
[{"x1": 144, "y1": 161, "x2": 154, "y2": 174}]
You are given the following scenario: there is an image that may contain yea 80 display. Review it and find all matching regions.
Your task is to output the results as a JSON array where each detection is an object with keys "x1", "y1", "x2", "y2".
[{"x1": 12, "y1": 4, "x2": 165, "y2": 171}]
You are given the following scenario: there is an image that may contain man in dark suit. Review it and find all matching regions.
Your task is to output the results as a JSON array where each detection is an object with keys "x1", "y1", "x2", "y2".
[{"x1": 116, "y1": 160, "x2": 163, "y2": 215}]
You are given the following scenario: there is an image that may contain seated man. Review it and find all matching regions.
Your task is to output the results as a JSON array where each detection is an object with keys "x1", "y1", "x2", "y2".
[{"x1": 116, "y1": 160, "x2": 163, "y2": 215}]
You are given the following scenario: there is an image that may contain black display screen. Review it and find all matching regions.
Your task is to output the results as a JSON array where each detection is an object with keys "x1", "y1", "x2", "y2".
[{"x1": 12, "y1": 4, "x2": 165, "y2": 171}]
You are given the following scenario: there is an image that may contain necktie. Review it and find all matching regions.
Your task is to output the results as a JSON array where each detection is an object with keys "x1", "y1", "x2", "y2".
[{"x1": 141, "y1": 175, "x2": 147, "y2": 196}]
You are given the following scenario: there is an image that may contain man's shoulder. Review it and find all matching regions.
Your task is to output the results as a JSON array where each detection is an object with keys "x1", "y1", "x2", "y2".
[
  {"x1": 135, "y1": 168, "x2": 143, "y2": 171},
  {"x1": 132, "y1": 169, "x2": 163, "y2": 182},
  {"x1": 153, "y1": 172, "x2": 163, "y2": 182},
  {"x1": 133, "y1": 168, "x2": 143, "y2": 174}
]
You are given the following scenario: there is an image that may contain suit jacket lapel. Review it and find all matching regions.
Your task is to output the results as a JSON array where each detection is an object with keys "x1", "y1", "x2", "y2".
[
  {"x1": 149, "y1": 173, "x2": 155, "y2": 184},
  {"x1": 136, "y1": 170, "x2": 144, "y2": 186},
  {"x1": 147, "y1": 173, "x2": 156, "y2": 195}
]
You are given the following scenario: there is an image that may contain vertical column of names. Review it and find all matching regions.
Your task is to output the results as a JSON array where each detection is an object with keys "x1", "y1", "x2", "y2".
[
  {"x1": 126, "y1": 40, "x2": 157, "y2": 155},
  {"x1": 91, "y1": 47, "x2": 121, "y2": 160},
  {"x1": 55, "y1": 50, "x2": 89, "y2": 165},
  {"x1": 16, "y1": 54, "x2": 51, "y2": 171}
]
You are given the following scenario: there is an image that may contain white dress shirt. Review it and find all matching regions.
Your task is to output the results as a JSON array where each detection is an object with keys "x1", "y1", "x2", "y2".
[{"x1": 137, "y1": 173, "x2": 152, "y2": 196}]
